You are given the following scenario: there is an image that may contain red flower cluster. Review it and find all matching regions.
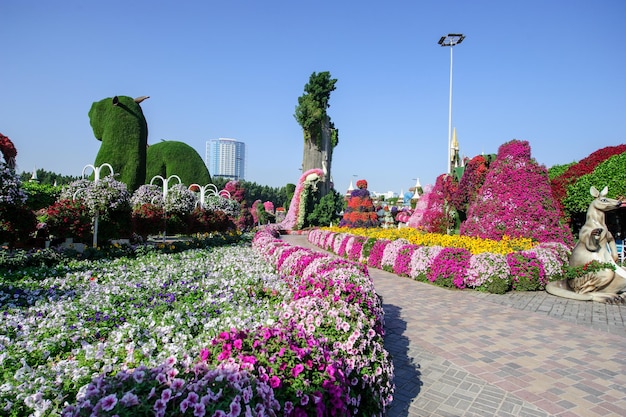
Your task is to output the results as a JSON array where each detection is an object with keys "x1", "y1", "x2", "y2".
[
  {"x1": 45, "y1": 199, "x2": 92, "y2": 241},
  {"x1": 0, "y1": 133, "x2": 17, "y2": 168}
]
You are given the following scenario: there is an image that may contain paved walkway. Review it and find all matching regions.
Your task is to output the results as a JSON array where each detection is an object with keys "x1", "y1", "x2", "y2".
[{"x1": 281, "y1": 234, "x2": 626, "y2": 417}]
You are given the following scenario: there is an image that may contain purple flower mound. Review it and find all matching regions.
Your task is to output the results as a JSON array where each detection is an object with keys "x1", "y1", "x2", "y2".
[
  {"x1": 460, "y1": 140, "x2": 574, "y2": 245},
  {"x1": 427, "y1": 247, "x2": 471, "y2": 289}
]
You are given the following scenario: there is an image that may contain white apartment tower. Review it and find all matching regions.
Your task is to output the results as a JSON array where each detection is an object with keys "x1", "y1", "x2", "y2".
[{"x1": 205, "y1": 138, "x2": 246, "y2": 181}]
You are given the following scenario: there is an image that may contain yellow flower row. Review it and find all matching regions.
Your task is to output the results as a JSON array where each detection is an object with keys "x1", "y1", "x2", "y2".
[{"x1": 323, "y1": 226, "x2": 535, "y2": 255}]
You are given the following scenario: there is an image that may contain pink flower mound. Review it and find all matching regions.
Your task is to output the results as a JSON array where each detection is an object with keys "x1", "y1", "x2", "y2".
[
  {"x1": 406, "y1": 184, "x2": 432, "y2": 228},
  {"x1": 460, "y1": 140, "x2": 574, "y2": 245},
  {"x1": 406, "y1": 174, "x2": 455, "y2": 233}
]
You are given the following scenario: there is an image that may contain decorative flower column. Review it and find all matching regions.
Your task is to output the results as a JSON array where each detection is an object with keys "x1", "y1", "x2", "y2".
[
  {"x1": 150, "y1": 174, "x2": 182, "y2": 242},
  {"x1": 73, "y1": 163, "x2": 114, "y2": 247}
]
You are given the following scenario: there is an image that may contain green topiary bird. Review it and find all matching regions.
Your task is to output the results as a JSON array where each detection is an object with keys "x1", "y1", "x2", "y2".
[{"x1": 89, "y1": 96, "x2": 211, "y2": 191}]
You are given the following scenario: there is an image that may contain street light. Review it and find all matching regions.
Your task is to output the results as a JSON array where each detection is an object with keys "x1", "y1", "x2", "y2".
[{"x1": 438, "y1": 33, "x2": 465, "y2": 174}]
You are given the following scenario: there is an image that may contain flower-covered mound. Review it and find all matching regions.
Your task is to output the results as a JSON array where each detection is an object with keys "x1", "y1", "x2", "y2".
[{"x1": 1, "y1": 229, "x2": 393, "y2": 416}]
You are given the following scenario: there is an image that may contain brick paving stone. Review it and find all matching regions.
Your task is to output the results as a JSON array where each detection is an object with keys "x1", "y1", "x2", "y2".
[{"x1": 280, "y1": 235, "x2": 626, "y2": 416}]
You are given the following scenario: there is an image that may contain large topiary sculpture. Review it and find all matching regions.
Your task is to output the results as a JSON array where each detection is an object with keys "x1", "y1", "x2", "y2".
[
  {"x1": 89, "y1": 96, "x2": 211, "y2": 191},
  {"x1": 146, "y1": 140, "x2": 211, "y2": 186},
  {"x1": 89, "y1": 96, "x2": 149, "y2": 191}
]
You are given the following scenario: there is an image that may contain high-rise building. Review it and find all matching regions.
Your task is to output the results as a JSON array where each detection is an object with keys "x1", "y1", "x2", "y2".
[{"x1": 205, "y1": 138, "x2": 246, "y2": 181}]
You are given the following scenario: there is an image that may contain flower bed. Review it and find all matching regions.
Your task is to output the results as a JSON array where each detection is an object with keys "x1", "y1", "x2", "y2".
[
  {"x1": 1, "y1": 229, "x2": 393, "y2": 416},
  {"x1": 323, "y1": 226, "x2": 535, "y2": 255},
  {"x1": 309, "y1": 228, "x2": 571, "y2": 294}
]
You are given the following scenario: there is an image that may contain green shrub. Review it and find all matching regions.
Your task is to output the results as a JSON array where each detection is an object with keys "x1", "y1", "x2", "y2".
[{"x1": 22, "y1": 182, "x2": 61, "y2": 210}]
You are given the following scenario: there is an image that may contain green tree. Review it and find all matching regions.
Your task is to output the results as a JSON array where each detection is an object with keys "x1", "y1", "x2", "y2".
[
  {"x1": 21, "y1": 182, "x2": 61, "y2": 211},
  {"x1": 19, "y1": 169, "x2": 79, "y2": 186},
  {"x1": 284, "y1": 183, "x2": 296, "y2": 209},
  {"x1": 294, "y1": 72, "x2": 338, "y2": 197},
  {"x1": 307, "y1": 189, "x2": 344, "y2": 227}
]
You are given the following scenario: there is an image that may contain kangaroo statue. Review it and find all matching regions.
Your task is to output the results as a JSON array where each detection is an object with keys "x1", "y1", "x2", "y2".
[{"x1": 546, "y1": 186, "x2": 626, "y2": 303}]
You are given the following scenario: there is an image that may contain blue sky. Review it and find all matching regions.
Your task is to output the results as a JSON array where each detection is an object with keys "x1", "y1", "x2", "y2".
[{"x1": 2, "y1": 1, "x2": 625, "y2": 195}]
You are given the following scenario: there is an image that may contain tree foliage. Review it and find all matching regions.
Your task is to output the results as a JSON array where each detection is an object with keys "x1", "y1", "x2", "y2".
[
  {"x1": 21, "y1": 182, "x2": 61, "y2": 211},
  {"x1": 19, "y1": 169, "x2": 79, "y2": 186},
  {"x1": 294, "y1": 71, "x2": 338, "y2": 147},
  {"x1": 307, "y1": 189, "x2": 345, "y2": 227}
]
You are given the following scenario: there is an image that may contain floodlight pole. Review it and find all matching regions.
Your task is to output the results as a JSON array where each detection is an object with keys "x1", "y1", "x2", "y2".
[{"x1": 438, "y1": 33, "x2": 464, "y2": 174}]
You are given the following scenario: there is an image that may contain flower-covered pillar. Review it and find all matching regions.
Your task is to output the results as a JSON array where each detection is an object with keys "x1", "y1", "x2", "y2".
[
  {"x1": 74, "y1": 163, "x2": 114, "y2": 247},
  {"x1": 150, "y1": 174, "x2": 182, "y2": 241}
]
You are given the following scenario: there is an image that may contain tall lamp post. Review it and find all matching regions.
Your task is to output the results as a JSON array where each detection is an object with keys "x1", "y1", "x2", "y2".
[{"x1": 438, "y1": 33, "x2": 465, "y2": 174}]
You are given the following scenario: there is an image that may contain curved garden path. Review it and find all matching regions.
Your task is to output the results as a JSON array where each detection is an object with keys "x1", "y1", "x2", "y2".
[{"x1": 281, "y1": 234, "x2": 626, "y2": 417}]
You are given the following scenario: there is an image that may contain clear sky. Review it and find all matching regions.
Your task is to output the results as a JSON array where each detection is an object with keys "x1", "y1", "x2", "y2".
[{"x1": 2, "y1": 1, "x2": 625, "y2": 195}]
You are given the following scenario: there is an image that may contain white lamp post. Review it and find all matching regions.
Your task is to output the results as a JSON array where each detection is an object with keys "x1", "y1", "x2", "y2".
[
  {"x1": 438, "y1": 33, "x2": 465, "y2": 174},
  {"x1": 188, "y1": 183, "x2": 231, "y2": 209},
  {"x1": 150, "y1": 174, "x2": 182, "y2": 242},
  {"x1": 74, "y1": 163, "x2": 114, "y2": 247}
]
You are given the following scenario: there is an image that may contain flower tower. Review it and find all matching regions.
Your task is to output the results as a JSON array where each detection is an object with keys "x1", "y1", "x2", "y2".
[
  {"x1": 461, "y1": 139, "x2": 574, "y2": 244},
  {"x1": 339, "y1": 179, "x2": 379, "y2": 228}
]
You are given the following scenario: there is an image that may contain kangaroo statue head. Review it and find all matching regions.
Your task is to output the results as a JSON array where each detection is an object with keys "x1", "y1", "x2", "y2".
[{"x1": 588, "y1": 186, "x2": 622, "y2": 219}]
